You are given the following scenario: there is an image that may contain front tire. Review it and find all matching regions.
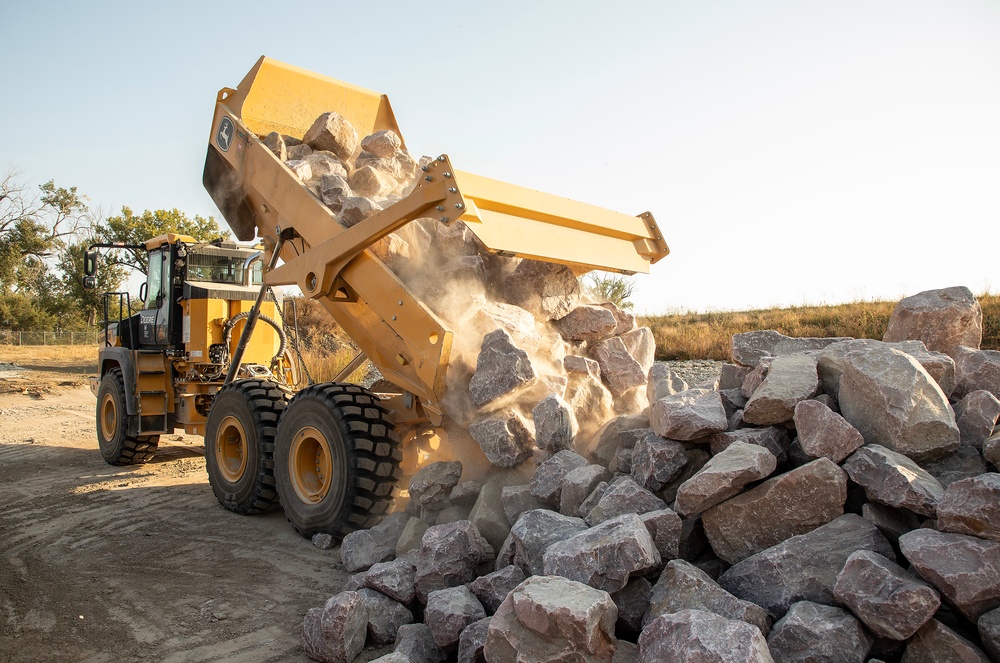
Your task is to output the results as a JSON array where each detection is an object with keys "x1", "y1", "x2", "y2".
[
  {"x1": 275, "y1": 383, "x2": 402, "y2": 540},
  {"x1": 96, "y1": 368, "x2": 159, "y2": 465},
  {"x1": 204, "y1": 379, "x2": 289, "y2": 514}
]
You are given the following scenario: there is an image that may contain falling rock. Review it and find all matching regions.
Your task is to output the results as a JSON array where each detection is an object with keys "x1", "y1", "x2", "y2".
[
  {"x1": 409, "y1": 461, "x2": 463, "y2": 512},
  {"x1": 703, "y1": 458, "x2": 847, "y2": 564},
  {"x1": 902, "y1": 618, "x2": 991, "y2": 662},
  {"x1": 708, "y1": 427, "x2": 790, "y2": 464},
  {"x1": 469, "y1": 329, "x2": 537, "y2": 409},
  {"x1": 644, "y1": 559, "x2": 771, "y2": 635},
  {"x1": 586, "y1": 476, "x2": 668, "y2": 525},
  {"x1": 357, "y1": 588, "x2": 414, "y2": 646},
  {"x1": 765, "y1": 601, "x2": 872, "y2": 663},
  {"x1": 414, "y1": 520, "x2": 488, "y2": 602},
  {"x1": 468, "y1": 412, "x2": 534, "y2": 469},
  {"x1": 361, "y1": 129, "x2": 402, "y2": 157},
  {"x1": 424, "y1": 585, "x2": 487, "y2": 649},
  {"x1": 302, "y1": 591, "x2": 368, "y2": 663},
  {"x1": 543, "y1": 513, "x2": 662, "y2": 593},
  {"x1": 393, "y1": 623, "x2": 446, "y2": 663},
  {"x1": 731, "y1": 329, "x2": 852, "y2": 367},
  {"x1": 718, "y1": 514, "x2": 895, "y2": 620},
  {"x1": 842, "y1": 445, "x2": 944, "y2": 518},
  {"x1": 532, "y1": 394, "x2": 578, "y2": 452},
  {"x1": 621, "y1": 327, "x2": 656, "y2": 376},
  {"x1": 463, "y1": 301, "x2": 541, "y2": 353},
  {"x1": 566, "y1": 371, "x2": 617, "y2": 439},
  {"x1": 953, "y1": 346, "x2": 1000, "y2": 400},
  {"x1": 263, "y1": 131, "x2": 287, "y2": 160},
  {"x1": 630, "y1": 433, "x2": 688, "y2": 492},
  {"x1": 883, "y1": 286, "x2": 983, "y2": 357},
  {"x1": 555, "y1": 305, "x2": 619, "y2": 343},
  {"x1": 529, "y1": 449, "x2": 589, "y2": 504},
  {"x1": 647, "y1": 363, "x2": 690, "y2": 403},
  {"x1": 457, "y1": 616, "x2": 491, "y2": 663},
  {"x1": 793, "y1": 399, "x2": 865, "y2": 463},
  {"x1": 638, "y1": 609, "x2": 773, "y2": 663},
  {"x1": 286, "y1": 159, "x2": 313, "y2": 182},
  {"x1": 899, "y1": 528, "x2": 1000, "y2": 622},
  {"x1": 470, "y1": 565, "x2": 526, "y2": 615},
  {"x1": 303, "y1": 111, "x2": 359, "y2": 162},
  {"x1": 561, "y1": 464, "x2": 612, "y2": 518},
  {"x1": 339, "y1": 196, "x2": 382, "y2": 228},
  {"x1": 350, "y1": 164, "x2": 396, "y2": 198},
  {"x1": 365, "y1": 558, "x2": 417, "y2": 604},
  {"x1": 565, "y1": 354, "x2": 602, "y2": 379},
  {"x1": 597, "y1": 301, "x2": 637, "y2": 336},
  {"x1": 675, "y1": 441, "x2": 777, "y2": 518},
  {"x1": 640, "y1": 508, "x2": 683, "y2": 560},
  {"x1": 591, "y1": 336, "x2": 648, "y2": 397},
  {"x1": 484, "y1": 575, "x2": 618, "y2": 663},
  {"x1": 612, "y1": 577, "x2": 653, "y2": 632},
  {"x1": 832, "y1": 549, "x2": 939, "y2": 640},
  {"x1": 650, "y1": 388, "x2": 729, "y2": 441},
  {"x1": 743, "y1": 353, "x2": 820, "y2": 426},
  {"x1": 511, "y1": 509, "x2": 589, "y2": 576},
  {"x1": 501, "y1": 259, "x2": 581, "y2": 321},
  {"x1": 954, "y1": 391, "x2": 1000, "y2": 449},
  {"x1": 937, "y1": 473, "x2": 1000, "y2": 542},
  {"x1": 838, "y1": 346, "x2": 960, "y2": 463}
]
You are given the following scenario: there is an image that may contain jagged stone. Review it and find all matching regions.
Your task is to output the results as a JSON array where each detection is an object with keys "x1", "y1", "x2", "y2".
[
  {"x1": 903, "y1": 618, "x2": 991, "y2": 662},
  {"x1": 923, "y1": 445, "x2": 988, "y2": 488},
  {"x1": 339, "y1": 195, "x2": 382, "y2": 227},
  {"x1": 586, "y1": 413, "x2": 650, "y2": 466},
  {"x1": 611, "y1": 577, "x2": 652, "y2": 632},
  {"x1": 302, "y1": 591, "x2": 368, "y2": 663},
  {"x1": 639, "y1": 509, "x2": 683, "y2": 561},
  {"x1": 883, "y1": 286, "x2": 983, "y2": 357},
  {"x1": 793, "y1": 399, "x2": 865, "y2": 463},
  {"x1": 591, "y1": 336, "x2": 647, "y2": 397},
  {"x1": 449, "y1": 480, "x2": 482, "y2": 507},
  {"x1": 341, "y1": 528, "x2": 395, "y2": 573},
  {"x1": 765, "y1": 601, "x2": 872, "y2": 663},
  {"x1": 675, "y1": 441, "x2": 777, "y2": 518},
  {"x1": 468, "y1": 412, "x2": 534, "y2": 469},
  {"x1": 743, "y1": 353, "x2": 820, "y2": 426},
  {"x1": 647, "y1": 363, "x2": 690, "y2": 403},
  {"x1": 543, "y1": 513, "x2": 662, "y2": 593},
  {"x1": 463, "y1": 301, "x2": 541, "y2": 353},
  {"x1": 561, "y1": 464, "x2": 611, "y2": 518},
  {"x1": 502, "y1": 259, "x2": 581, "y2": 321},
  {"x1": 861, "y1": 502, "x2": 921, "y2": 547},
  {"x1": 839, "y1": 346, "x2": 960, "y2": 463},
  {"x1": 361, "y1": 129, "x2": 402, "y2": 157},
  {"x1": 484, "y1": 576, "x2": 618, "y2": 663},
  {"x1": 286, "y1": 158, "x2": 313, "y2": 182},
  {"x1": 555, "y1": 305, "x2": 618, "y2": 343},
  {"x1": 703, "y1": 458, "x2": 847, "y2": 564},
  {"x1": 457, "y1": 616, "x2": 491, "y2": 663},
  {"x1": 842, "y1": 445, "x2": 944, "y2": 517},
  {"x1": 318, "y1": 173, "x2": 353, "y2": 210},
  {"x1": 708, "y1": 426, "x2": 790, "y2": 464},
  {"x1": 303, "y1": 111, "x2": 359, "y2": 161},
  {"x1": 263, "y1": 131, "x2": 287, "y2": 160},
  {"x1": 469, "y1": 329, "x2": 536, "y2": 409},
  {"x1": 650, "y1": 388, "x2": 728, "y2": 441},
  {"x1": 718, "y1": 514, "x2": 895, "y2": 620},
  {"x1": 395, "y1": 517, "x2": 429, "y2": 558},
  {"x1": 409, "y1": 461, "x2": 463, "y2": 511},
  {"x1": 287, "y1": 142, "x2": 312, "y2": 160},
  {"x1": 501, "y1": 484, "x2": 548, "y2": 527},
  {"x1": 899, "y1": 528, "x2": 1000, "y2": 621},
  {"x1": 468, "y1": 466, "x2": 534, "y2": 551},
  {"x1": 348, "y1": 163, "x2": 397, "y2": 198},
  {"x1": 586, "y1": 476, "x2": 668, "y2": 525},
  {"x1": 621, "y1": 327, "x2": 656, "y2": 376},
  {"x1": 719, "y1": 388, "x2": 748, "y2": 419},
  {"x1": 306, "y1": 151, "x2": 348, "y2": 179},
  {"x1": 365, "y1": 558, "x2": 417, "y2": 604},
  {"x1": 393, "y1": 623, "x2": 446, "y2": 663},
  {"x1": 657, "y1": 448, "x2": 711, "y2": 506},
  {"x1": 638, "y1": 609, "x2": 773, "y2": 662},
  {"x1": 510, "y1": 509, "x2": 588, "y2": 576},
  {"x1": 357, "y1": 588, "x2": 414, "y2": 646},
  {"x1": 532, "y1": 394, "x2": 578, "y2": 452},
  {"x1": 732, "y1": 330, "x2": 851, "y2": 367},
  {"x1": 579, "y1": 481, "x2": 609, "y2": 522},
  {"x1": 954, "y1": 346, "x2": 1000, "y2": 400},
  {"x1": 741, "y1": 358, "x2": 772, "y2": 399},
  {"x1": 719, "y1": 364, "x2": 751, "y2": 390},
  {"x1": 424, "y1": 585, "x2": 486, "y2": 648},
  {"x1": 955, "y1": 391, "x2": 1000, "y2": 449},
  {"x1": 566, "y1": 371, "x2": 617, "y2": 439},
  {"x1": 414, "y1": 520, "x2": 488, "y2": 602},
  {"x1": 598, "y1": 301, "x2": 636, "y2": 336},
  {"x1": 979, "y1": 608, "x2": 1000, "y2": 661},
  {"x1": 630, "y1": 432, "x2": 687, "y2": 492},
  {"x1": 565, "y1": 354, "x2": 602, "y2": 378},
  {"x1": 312, "y1": 532, "x2": 335, "y2": 550},
  {"x1": 937, "y1": 473, "x2": 1000, "y2": 542},
  {"x1": 470, "y1": 565, "x2": 526, "y2": 615},
  {"x1": 530, "y1": 449, "x2": 589, "y2": 504},
  {"x1": 614, "y1": 447, "x2": 633, "y2": 473}
]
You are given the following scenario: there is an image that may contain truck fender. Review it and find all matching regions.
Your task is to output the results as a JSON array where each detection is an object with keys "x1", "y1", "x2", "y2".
[{"x1": 98, "y1": 348, "x2": 140, "y2": 418}]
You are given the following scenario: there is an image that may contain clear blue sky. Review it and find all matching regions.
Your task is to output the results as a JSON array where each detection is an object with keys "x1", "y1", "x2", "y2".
[{"x1": 2, "y1": 0, "x2": 998, "y2": 313}]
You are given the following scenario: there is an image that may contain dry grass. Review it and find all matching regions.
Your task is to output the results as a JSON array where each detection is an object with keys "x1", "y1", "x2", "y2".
[
  {"x1": 0, "y1": 344, "x2": 99, "y2": 369},
  {"x1": 640, "y1": 293, "x2": 1000, "y2": 361},
  {"x1": 295, "y1": 346, "x2": 372, "y2": 385}
]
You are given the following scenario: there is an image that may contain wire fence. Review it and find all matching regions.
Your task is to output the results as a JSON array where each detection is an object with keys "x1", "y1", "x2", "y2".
[{"x1": 0, "y1": 330, "x2": 100, "y2": 346}]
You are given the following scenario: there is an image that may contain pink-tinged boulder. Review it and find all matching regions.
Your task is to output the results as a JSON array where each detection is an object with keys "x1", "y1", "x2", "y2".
[
  {"x1": 409, "y1": 461, "x2": 463, "y2": 512},
  {"x1": 902, "y1": 618, "x2": 991, "y2": 662},
  {"x1": 502, "y1": 259, "x2": 581, "y2": 321},
  {"x1": 638, "y1": 609, "x2": 774, "y2": 663},
  {"x1": 360, "y1": 129, "x2": 402, "y2": 157},
  {"x1": 621, "y1": 327, "x2": 656, "y2": 376},
  {"x1": 842, "y1": 445, "x2": 943, "y2": 517},
  {"x1": 393, "y1": 623, "x2": 446, "y2": 663},
  {"x1": 741, "y1": 358, "x2": 772, "y2": 399},
  {"x1": 585, "y1": 476, "x2": 668, "y2": 526},
  {"x1": 765, "y1": 601, "x2": 872, "y2": 663},
  {"x1": 350, "y1": 164, "x2": 395, "y2": 198},
  {"x1": 640, "y1": 509, "x2": 683, "y2": 561},
  {"x1": 470, "y1": 565, "x2": 526, "y2": 615},
  {"x1": 591, "y1": 336, "x2": 647, "y2": 397},
  {"x1": 357, "y1": 588, "x2": 413, "y2": 646},
  {"x1": 954, "y1": 390, "x2": 1000, "y2": 449},
  {"x1": 743, "y1": 353, "x2": 820, "y2": 426},
  {"x1": 484, "y1": 575, "x2": 618, "y2": 663},
  {"x1": 675, "y1": 441, "x2": 777, "y2": 518},
  {"x1": 817, "y1": 339, "x2": 945, "y2": 398},
  {"x1": 414, "y1": 520, "x2": 489, "y2": 602},
  {"x1": 468, "y1": 412, "x2": 534, "y2": 469},
  {"x1": 937, "y1": 473, "x2": 1000, "y2": 542},
  {"x1": 561, "y1": 464, "x2": 611, "y2": 518},
  {"x1": 978, "y1": 607, "x2": 1000, "y2": 661},
  {"x1": 302, "y1": 591, "x2": 368, "y2": 663},
  {"x1": 899, "y1": 528, "x2": 1000, "y2": 622},
  {"x1": 650, "y1": 388, "x2": 728, "y2": 441},
  {"x1": 953, "y1": 346, "x2": 1000, "y2": 400},
  {"x1": 708, "y1": 427, "x2": 790, "y2": 464},
  {"x1": 339, "y1": 196, "x2": 383, "y2": 228},
  {"x1": 365, "y1": 558, "x2": 417, "y2": 604},
  {"x1": 838, "y1": 346, "x2": 960, "y2": 463},
  {"x1": 555, "y1": 305, "x2": 618, "y2": 343},
  {"x1": 469, "y1": 329, "x2": 536, "y2": 410},
  {"x1": 647, "y1": 363, "x2": 689, "y2": 403},
  {"x1": 883, "y1": 286, "x2": 983, "y2": 358},
  {"x1": 424, "y1": 585, "x2": 486, "y2": 648},
  {"x1": 793, "y1": 399, "x2": 865, "y2": 463},
  {"x1": 457, "y1": 617, "x2": 491, "y2": 663},
  {"x1": 530, "y1": 449, "x2": 589, "y2": 504},
  {"x1": 702, "y1": 458, "x2": 847, "y2": 564},
  {"x1": 532, "y1": 394, "x2": 578, "y2": 452},
  {"x1": 731, "y1": 329, "x2": 852, "y2": 367},
  {"x1": 303, "y1": 111, "x2": 359, "y2": 162},
  {"x1": 511, "y1": 509, "x2": 589, "y2": 576},
  {"x1": 263, "y1": 131, "x2": 287, "y2": 160},
  {"x1": 630, "y1": 433, "x2": 688, "y2": 492},
  {"x1": 833, "y1": 550, "x2": 940, "y2": 640}
]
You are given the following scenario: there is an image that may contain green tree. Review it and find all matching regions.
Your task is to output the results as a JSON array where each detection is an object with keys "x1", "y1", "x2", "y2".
[
  {"x1": 585, "y1": 272, "x2": 636, "y2": 310},
  {"x1": 98, "y1": 207, "x2": 227, "y2": 274},
  {"x1": 51, "y1": 240, "x2": 129, "y2": 327}
]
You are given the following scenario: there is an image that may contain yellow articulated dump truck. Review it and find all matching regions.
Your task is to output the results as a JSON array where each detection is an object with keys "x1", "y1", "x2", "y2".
[{"x1": 85, "y1": 56, "x2": 668, "y2": 542}]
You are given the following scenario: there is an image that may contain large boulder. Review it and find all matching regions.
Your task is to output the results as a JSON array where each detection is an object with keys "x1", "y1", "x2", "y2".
[
  {"x1": 532, "y1": 394, "x2": 578, "y2": 452},
  {"x1": 414, "y1": 520, "x2": 489, "y2": 602},
  {"x1": 882, "y1": 286, "x2": 983, "y2": 357},
  {"x1": 954, "y1": 390, "x2": 1000, "y2": 449},
  {"x1": 510, "y1": 509, "x2": 589, "y2": 576},
  {"x1": 591, "y1": 336, "x2": 647, "y2": 397},
  {"x1": 953, "y1": 346, "x2": 1000, "y2": 400},
  {"x1": 469, "y1": 329, "x2": 537, "y2": 409},
  {"x1": 842, "y1": 445, "x2": 944, "y2": 517},
  {"x1": 765, "y1": 601, "x2": 872, "y2": 663},
  {"x1": 585, "y1": 476, "x2": 668, "y2": 525},
  {"x1": 675, "y1": 441, "x2": 777, "y2": 518},
  {"x1": 638, "y1": 609, "x2": 774, "y2": 663},
  {"x1": 303, "y1": 111, "x2": 359, "y2": 162},
  {"x1": 301, "y1": 591, "x2": 368, "y2": 663},
  {"x1": 937, "y1": 473, "x2": 1000, "y2": 542},
  {"x1": 792, "y1": 399, "x2": 865, "y2": 463},
  {"x1": 731, "y1": 329, "x2": 852, "y2": 367},
  {"x1": 555, "y1": 305, "x2": 619, "y2": 343},
  {"x1": 424, "y1": 585, "x2": 486, "y2": 649},
  {"x1": 708, "y1": 427, "x2": 790, "y2": 464},
  {"x1": 903, "y1": 618, "x2": 991, "y2": 662},
  {"x1": 650, "y1": 389, "x2": 729, "y2": 441},
  {"x1": 409, "y1": 461, "x2": 463, "y2": 512},
  {"x1": 468, "y1": 412, "x2": 534, "y2": 469},
  {"x1": 630, "y1": 433, "x2": 688, "y2": 492},
  {"x1": 743, "y1": 353, "x2": 820, "y2": 426},
  {"x1": 502, "y1": 260, "x2": 582, "y2": 321}
]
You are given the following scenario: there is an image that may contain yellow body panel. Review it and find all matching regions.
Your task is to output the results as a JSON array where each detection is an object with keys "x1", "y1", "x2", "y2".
[{"x1": 183, "y1": 297, "x2": 283, "y2": 366}]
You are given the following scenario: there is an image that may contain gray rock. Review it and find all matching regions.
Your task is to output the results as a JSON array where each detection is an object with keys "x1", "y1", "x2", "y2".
[
  {"x1": 645, "y1": 559, "x2": 771, "y2": 635},
  {"x1": 395, "y1": 517, "x2": 429, "y2": 558},
  {"x1": 743, "y1": 353, "x2": 820, "y2": 426},
  {"x1": 361, "y1": 129, "x2": 402, "y2": 157},
  {"x1": 586, "y1": 476, "x2": 668, "y2": 525},
  {"x1": 414, "y1": 520, "x2": 488, "y2": 602},
  {"x1": 342, "y1": 571, "x2": 367, "y2": 592},
  {"x1": 720, "y1": 364, "x2": 751, "y2": 390},
  {"x1": 650, "y1": 388, "x2": 729, "y2": 441},
  {"x1": 501, "y1": 484, "x2": 547, "y2": 527},
  {"x1": 708, "y1": 427, "x2": 790, "y2": 464},
  {"x1": 732, "y1": 329, "x2": 853, "y2": 367},
  {"x1": 647, "y1": 363, "x2": 690, "y2": 403},
  {"x1": 301, "y1": 591, "x2": 368, "y2": 663},
  {"x1": 615, "y1": 446, "x2": 633, "y2": 473},
  {"x1": 530, "y1": 449, "x2": 589, "y2": 504},
  {"x1": 532, "y1": 394, "x2": 578, "y2": 452},
  {"x1": 621, "y1": 327, "x2": 656, "y2": 376},
  {"x1": 902, "y1": 618, "x2": 991, "y2": 662},
  {"x1": 817, "y1": 339, "x2": 934, "y2": 397},
  {"x1": 449, "y1": 480, "x2": 482, "y2": 507},
  {"x1": 833, "y1": 550, "x2": 939, "y2": 640},
  {"x1": 469, "y1": 329, "x2": 537, "y2": 409},
  {"x1": 469, "y1": 565, "x2": 526, "y2": 615},
  {"x1": 979, "y1": 607, "x2": 1000, "y2": 661},
  {"x1": 954, "y1": 346, "x2": 1000, "y2": 400},
  {"x1": 923, "y1": 445, "x2": 988, "y2": 488},
  {"x1": 598, "y1": 301, "x2": 637, "y2": 336},
  {"x1": 468, "y1": 412, "x2": 534, "y2": 469},
  {"x1": 612, "y1": 577, "x2": 653, "y2": 632},
  {"x1": 839, "y1": 346, "x2": 960, "y2": 463},
  {"x1": 861, "y1": 502, "x2": 922, "y2": 547},
  {"x1": 409, "y1": 461, "x2": 463, "y2": 511},
  {"x1": 555, "y1": 305, "x2": 618, "y2": 343},
  {"x1": 393, "y1": 623, "x2": 446, "y2": 663},
  {"x1": 986, "y1": 433, "x2": 1000, "y2": 467},
  {"x1": 368, "y1": 653, "x2": 410, "y2": 663},
  {"x1": 638, "y1": 609, "x2": 774, "y2": 662},
  {"x1": 938, "y1": 473, "x2": 1000, "y2": 542},
  {"x1": 511, "y1": 509, "x2": 589, "y2": 575},
  {"x1": 675, "y1": 441, "x2": 777, "y2": 518},
  {"x1": 358, "y1": 588, "x2": 414, "y2": 646},
  {"x1": 365, "y1": 558, "x2": 417, "y2": 604},
  {"x1": 263, "y1": 131, "x2": 287, "y2": 160},
  {"x1": 341, "y1": 528, "x2": 395, "y2": 573},
  {"x1": 469, "y1": 466, "x2": 534, "y2": 551},
  {"x1": 765, "y1": 601, "x2": 872, "y2": 663},
  {"x1": 883, "y1": 286, "x2": 983, "y2": 357},
  {"x1": 719, "y1": 388, "x2": 749, "y2": 419},
  {"x1": 793, "y1": 399, "x2": 865, "y2": 463},
  {"x1": 306, "y1": 151, "x2": 348, "y2": 179},
  {"x1": 955, "y1": 390, "x2": 1000, "y2": 449},
  {"x1": 565, "y1": 354, "x2": 602, "y2": 379},
  {"x1": 579, "y1": 481, "x2": 609, "y2": 521},
  {"x1": 703, "y1": 458, "x2": 847, "y2": 564},
  {"x1": 561, "y1": 464, "x2": 612, "y2": 518},
  {"x1": 424, "y1": 585, "x2": 486, "y2": 649},
  {"x1": 312, "y1": 532, "x2": 335, "y2": 550},
  {"x1": 484, "y1": 575, "x2": 618, "y2": 663},
  {"x1": 843, "y1": 445, "x2": 944, "y2": 517},
  {"x1": 303, "y1": 111, "x2": 359, "y2": 162},
  {"x1": 718, "y1": 514, "x2": 895, "y2": 620},
  {"x1": 544, "y1": 513, "x2": 662, "y2": 593},
  {"x1": 640, "y1": 508, "x2": 683, "y2": 561},
  {"x1": 630, "y1": 433, "x2": 688, "y2": 492},
  {"x1": 339, "y1": 195, "x2": 382, "y2": 228},
  {"x1": 741, "y1": 359, "x2": 772, "y2": 399},
  {"x1": 587, "y1": 413, "x2": 651, "y2": 466},
  {"x1": 591, "y1": 336, "x2": 647, "y2": 397},
  {"x1": 657, "y1": 448, "x2": 711, "y2": 505},
  {"x1": 501, "y1": 259, "x2": 582, "y2": 321},
  {"x1": 899, "y1": 528, "x2": 1000, "y2": 621},
  {"x1": 456, "y1": 616, "x2": 491, "y2": 663}
]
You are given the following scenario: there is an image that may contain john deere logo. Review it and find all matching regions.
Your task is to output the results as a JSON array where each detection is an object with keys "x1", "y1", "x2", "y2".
[{"x1": 217, "y1": 117, "x2": 235, "y2": 152}]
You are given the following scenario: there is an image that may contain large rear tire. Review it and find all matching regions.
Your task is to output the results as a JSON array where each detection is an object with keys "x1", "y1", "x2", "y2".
[
  {"x1": 204, "y1": 379, "x2": 289, "y2": 514},
  {"x1": 96, "y1": 368, "x2": 159, "y2": 465},
  {"x1": 274, "y1": 382, "x2": 401, "y2": 540}
]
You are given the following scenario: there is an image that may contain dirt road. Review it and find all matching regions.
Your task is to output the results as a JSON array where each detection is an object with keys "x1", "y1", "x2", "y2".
[{"x1": 0, "y1": 361, "x2": 370, "y2": 662}]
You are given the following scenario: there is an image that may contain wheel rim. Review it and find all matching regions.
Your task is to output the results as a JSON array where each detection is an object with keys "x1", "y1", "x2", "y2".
[
  {"x1": 100, "y1": 393, "x2": 117, "y2": 440},
  {"x1": 289, "y1": 426, "x2": 333, "y2": 505},
  {"x1": 215, "y1": 415, "x2": 249, "y2": 483}
]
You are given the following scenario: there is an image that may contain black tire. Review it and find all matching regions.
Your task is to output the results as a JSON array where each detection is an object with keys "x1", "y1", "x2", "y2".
[
  {"x1": 204, "y1": 379, "x2": 289, "y2": 514},
  {"x1": 275, "y1": 382, "x2": 402, "y2": 540},
  {"x1": 96, "y1": 368, "x2": 159, "y2": 465}
]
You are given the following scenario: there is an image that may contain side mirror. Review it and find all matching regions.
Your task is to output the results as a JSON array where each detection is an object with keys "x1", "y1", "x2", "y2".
[
  {"x1": 82, "y1": 276, "x2": 97, "y2": 290},
  {"x1": 83, "y1": 250, "x2": 99, "y2": 277},
  {"x1": 138, "y1": 282, "x2": 148, "y2": 305}
]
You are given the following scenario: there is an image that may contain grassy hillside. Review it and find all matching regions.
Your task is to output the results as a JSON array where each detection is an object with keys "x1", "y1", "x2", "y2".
[{"x1": 639, "y1": 293, "x2": 1000, "y2": 361}]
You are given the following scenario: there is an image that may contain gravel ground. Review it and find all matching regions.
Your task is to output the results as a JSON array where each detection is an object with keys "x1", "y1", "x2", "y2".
[{"x1": 660, "y1": 359, "x2": 728, "y2": 388}]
